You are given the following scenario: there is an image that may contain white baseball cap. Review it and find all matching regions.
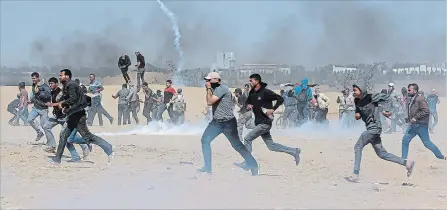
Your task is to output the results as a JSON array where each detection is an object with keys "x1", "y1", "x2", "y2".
[
  {"x1": 204, "y1": 72, "x2": 221, "y2": 80},
  {"x1": 388, "y1": 82, "x2": 395, "y2": 87}
]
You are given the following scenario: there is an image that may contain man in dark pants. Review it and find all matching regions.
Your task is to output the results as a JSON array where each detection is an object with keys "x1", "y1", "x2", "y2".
[
  {"x1": 118, "y1": 53, "x2": 131, "y2": 84},
  {"x1": 401, "y1": 83, "x2": 446, "y2": 161},
  {"x1": 234, "y1": 74, "x2": 301, "y2": 170},
  {"x1": 48, "y1": 69, "x2": 114, "y2": 165},
  {"x1": 198, "y1": 72, "x2": 259, "y2": 176},
  {"x1": 112, "y1": 84, "x2": 130, "y2": 125},
  {"x1": 7, "y1": 96, "x2": 20, "y2": 125},
  {"x1": 135, "y1": 51, "x2": 146, "y2": 92}
]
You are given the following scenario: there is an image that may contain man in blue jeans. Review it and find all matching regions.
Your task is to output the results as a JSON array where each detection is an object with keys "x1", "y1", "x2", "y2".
[
  {"x1": 402, "y1": 83, "x2": 446, "y2": 161},
  {"x1": 28, "y1": 72, "x2": 52, "y2": 143},
  {"x1": 198, "y1": 72, "x2": 258, "y2": 176}
]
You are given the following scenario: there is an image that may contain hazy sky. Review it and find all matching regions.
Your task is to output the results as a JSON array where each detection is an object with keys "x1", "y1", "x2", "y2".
[{"x1": 1, "y1": 0, "x2": 445, "y2": 69}]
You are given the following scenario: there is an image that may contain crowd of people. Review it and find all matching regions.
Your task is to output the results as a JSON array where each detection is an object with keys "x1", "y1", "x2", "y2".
[{"x1": 5, "y1": 58, "x2": 446, "y2": 182}]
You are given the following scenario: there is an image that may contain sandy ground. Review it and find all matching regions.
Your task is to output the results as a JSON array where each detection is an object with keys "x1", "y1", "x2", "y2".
[{"x1": 1, "y1": 82, "x2": 446, "y2": 209}]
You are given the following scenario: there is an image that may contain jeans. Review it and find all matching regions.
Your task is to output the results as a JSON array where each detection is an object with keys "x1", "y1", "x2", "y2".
[
  {"x1": 353, "y1": 130, "x2": 405, "y2": 175},
  {"x1": 200, "y1": 118, "x2": 258, "y2": 171},
  {"x1": 297, "y1": 103, "x2": 309, "y2": 123},
  {"x1": 55, "y1": 111, "x2": 113, "y2": 160},
  {"x1": 65, "y1": 128, "x2": 88, "y2": 160},
  {"x1": 244, "y1": 123, "x2": 297, "y2": 156},
  {"x1": 342, "y1": 110, "x2": 355, "y2": 128},
  {"x1": 283, "y1": 107, "x2": 298, "y2": 127},
  {"x1": 87, "y1": 96, "x2": 113, "y2": 126},
  {"x1": 117, "y1": 104, "x2": 129, "y2": 125},
  {"x1": 15, "y1": 107, "x2": 29, "y2": 125},
  {"x1": 27, "y1": 108, "x2": 48, "y2": 135},
  {"x1": 429, "y1": 109, "x2": 438, "y2": 130},
  {"x1": 401, "y1": 124, "x2": 445, "y2": 160},
  {"x1": 42, "y1": 118, "x2": 62, "y2": 147}
]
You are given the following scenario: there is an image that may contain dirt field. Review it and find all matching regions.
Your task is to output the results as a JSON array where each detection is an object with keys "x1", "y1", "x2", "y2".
[{"x1": 1, "y1": 77, "x2": 446, "y2": 209}]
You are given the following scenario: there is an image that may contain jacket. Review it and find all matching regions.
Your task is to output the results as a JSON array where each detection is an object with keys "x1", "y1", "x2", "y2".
[
  {"x1": 51, "y1": 87, "x2": 65, "y2": 119},
  {"x1": 247, "y1": 82, "x2": 284, "y2": 125},
  {"x1": 118, "y1": 55, "x2": 131, "y2": 69},
  {"x1": 293, "y1": 78, "x2": 313, "y2": 103},
  {"x1": 31, "y1": 81, "x2": 51, "y2": 110},
  {"x1": 354, "y1": 84, "x2": 390, "y2": 134},
  {"x1": 61, "y1": 80, "x2": 88, "y2": 116},
  {"x1": 407, "y1": 93, "x2": 430, "y2": 126}
]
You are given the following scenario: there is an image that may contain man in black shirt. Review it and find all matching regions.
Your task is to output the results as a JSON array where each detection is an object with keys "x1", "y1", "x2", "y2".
[
  {"x1": 234, "y1": 74, "x2": 301, "y2": 170},
  {"x1": 135, "y1": 51, "x2": 146, "y2": 92},
  {"x1": 234, "y1": 88, "x2": 255, "y2": 143},
  {"x1": 48, "y1": 69, "x2": 114, "y2": 165},
  {"x1": 118, "y1": 54, "x2": 131, "y2": 84}
]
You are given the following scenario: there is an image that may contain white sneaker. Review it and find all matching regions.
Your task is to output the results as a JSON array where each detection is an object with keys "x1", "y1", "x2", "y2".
[{"x1": 108, "y1": 152, "x2": 114, "y2": 163}]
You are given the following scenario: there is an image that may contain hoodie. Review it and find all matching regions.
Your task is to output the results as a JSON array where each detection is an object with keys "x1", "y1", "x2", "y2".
[
  {"x1": 294, "y1": 78, "x2": 313, "y2": 103},
  {"x1": 353, "y1": 84, "x2": 390, "y2": 134},
  {"x1": 247, "y1": 82, "x2": 284, "y2": 125}
]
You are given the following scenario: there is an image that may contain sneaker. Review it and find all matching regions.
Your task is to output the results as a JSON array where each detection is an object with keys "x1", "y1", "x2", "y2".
[
  {"x1": 109, "y1": 117, "x2": 114, "y2": 125},
  {"x1": 233, "y1": 162, "x2": 250, "y2": 171},
  {"x1": 48, "y1": 157, "x2": 61, "y2": 165},
  {"x1": 87, "y1": 144, "x2": 93, "y2": 152},
  {"x1": 35, "y1": 132, "x2": 44, "y2": 142},
  {"x1": 345, "y1": 175, "x2": 360, "y2": 183},
  {"x1": 82, "y1": 146, "x2": 90, "y2": 160},
  {"x1": 294, "y1": 148, "x2": 301, "y2": 166},
  {"x1": 43, "y1": 146, "x2": 56, "y2": 153},
  {"x1": 406, "y1": 161, "x2": 415, "y2": 177},
  {"x1": 197, "y1": 167, "x2": 212, "y2": 174}
]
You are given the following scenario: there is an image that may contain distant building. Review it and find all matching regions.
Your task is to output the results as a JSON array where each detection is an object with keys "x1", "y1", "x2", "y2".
[
  {"x1": 213, "y1": 52, "x2": 236, "y2": 70},
  {"x1": 332, "y1": 66, "x2": 358, "y2": 73}
]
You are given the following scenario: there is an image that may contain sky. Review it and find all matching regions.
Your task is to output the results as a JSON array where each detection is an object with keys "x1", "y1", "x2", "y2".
[{"x1": 1, "y1": 0, "x2": 446, "y2": 69}]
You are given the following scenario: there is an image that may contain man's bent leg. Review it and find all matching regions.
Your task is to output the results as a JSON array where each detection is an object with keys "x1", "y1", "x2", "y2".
[{"x1": 76, "y1": 115, "x2": 113, "y2": 156}]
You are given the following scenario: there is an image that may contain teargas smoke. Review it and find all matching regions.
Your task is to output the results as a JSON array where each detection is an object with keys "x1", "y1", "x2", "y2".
[{"x1": 156, "y1": 0, "x2": 184, "y2": 73}]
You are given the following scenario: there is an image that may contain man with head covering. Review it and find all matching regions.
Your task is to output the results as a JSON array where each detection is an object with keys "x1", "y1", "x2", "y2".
[
  {"x1": 294, "y1": 78, "x2": 313, "y2": 124},
  {"x1": 345, "y1": 84, "x2": 415, "y2": 183}
]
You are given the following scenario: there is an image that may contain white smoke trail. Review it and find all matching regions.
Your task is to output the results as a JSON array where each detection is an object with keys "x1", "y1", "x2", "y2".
[{"x1": 156, "y1": 0, "x2": 185, "y2": 72}]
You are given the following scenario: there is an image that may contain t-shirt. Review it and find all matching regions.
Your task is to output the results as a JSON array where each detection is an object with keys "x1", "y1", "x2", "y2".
[
  {"x1": 116, "y1": 88, "x2": 130, "y2": 105},
  {"x1": 212, "y1": 85, "x2": 234, "y2": 121},
  {"x1": 164, "y1": 87, "x2": 176, "y2": 104},
  {"x1": 137, "y1": 54, "x2": 145, "y2": 68}
]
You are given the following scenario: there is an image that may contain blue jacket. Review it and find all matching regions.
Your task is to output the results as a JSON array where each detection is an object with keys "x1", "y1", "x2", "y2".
[{"x1": 294, "y1": 78, "x2": 313, "y2": 102}]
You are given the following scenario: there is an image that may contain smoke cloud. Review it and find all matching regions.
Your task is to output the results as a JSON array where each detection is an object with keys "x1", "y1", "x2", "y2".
[{"x1": 28, "y1": 1, "x2": 445, "y2": 70}]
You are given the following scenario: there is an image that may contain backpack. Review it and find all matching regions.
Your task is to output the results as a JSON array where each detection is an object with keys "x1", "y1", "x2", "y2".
[
  {"x1": 173, "y1": 96, "x2": 185, "y2": 113},
  {"x1": 296, "y1": 87, "x2": 309, "y2": 102}
]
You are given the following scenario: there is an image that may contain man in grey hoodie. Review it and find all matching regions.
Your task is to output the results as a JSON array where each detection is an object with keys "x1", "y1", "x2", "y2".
[{"x1": 345, "y1": 84, "x2": 415, "y2": 183}]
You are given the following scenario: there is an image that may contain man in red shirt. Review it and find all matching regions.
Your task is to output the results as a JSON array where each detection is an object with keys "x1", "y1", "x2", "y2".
[{"x1": 156, "y1": 80, "x2": 176, "y2": 122}]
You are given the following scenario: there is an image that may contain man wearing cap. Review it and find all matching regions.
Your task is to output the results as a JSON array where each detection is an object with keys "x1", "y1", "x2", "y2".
[
  {"x1": 386, "y1": 82, "x2": 406, "y2": 133},
  {"x1": 135, "y1": 51, "x2": 146, "y2": 92},
  {"x1": 199, "y1": 71, "x2": 259, "y2": 176},
  {"x1": 235, "y1": 74, "x2": 301, "y2": 171},
  {"x1": 234, "y1": 87, "x2": 255, "y2": 142},
  {"x1": 426, "y1": 88, "x2": 440, "y2": 133}
]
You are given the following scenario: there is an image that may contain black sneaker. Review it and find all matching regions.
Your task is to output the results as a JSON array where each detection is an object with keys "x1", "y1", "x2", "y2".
[{"x1": 294, "y1": 148, "x2": 301, "y2": 166}]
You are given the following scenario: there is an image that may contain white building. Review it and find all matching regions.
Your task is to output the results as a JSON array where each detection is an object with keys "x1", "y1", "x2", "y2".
[{"x1": 332, "y1": 66, "x2": 358, "y2": 73}]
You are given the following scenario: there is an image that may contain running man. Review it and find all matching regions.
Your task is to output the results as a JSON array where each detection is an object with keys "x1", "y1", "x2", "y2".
[
  {"x1": 426, "y1": 88, "x2": 440, "y2": 133},
  {"x1": 28, "y1": 72, "x2": 52, "y2": 142},
  {"x1": 345, "y1": 84, "x2": 415, "y2": 183},
  {"x1": 48, "y1": 69, "x2": 114, "y2": 165},
  {"x1": 198, "y1": 72, "x2": 259, "y2": 176},
  {"x1": 234, "y1": 74, "x2": 301, "y2": 170},
  {"x1": 43, "y1": 77, "x2": 91, "y2": 161},
  {"x1": 401, "y1": 84, "x2": 445, "y2": 161}
]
